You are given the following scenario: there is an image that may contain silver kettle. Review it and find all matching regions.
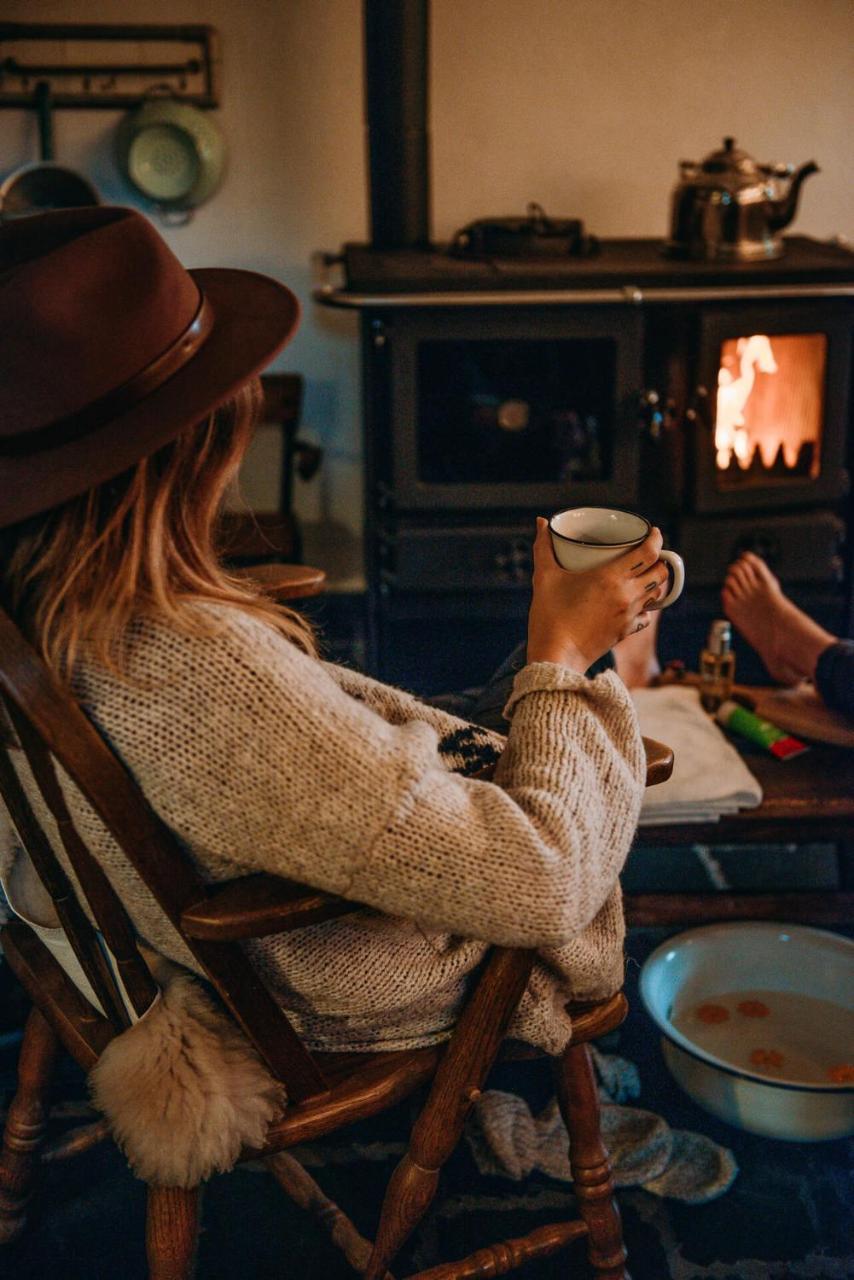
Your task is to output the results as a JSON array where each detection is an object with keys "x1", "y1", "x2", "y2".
[{"x1": 666, "y1": 137, "x2": 819, "y2": 262}]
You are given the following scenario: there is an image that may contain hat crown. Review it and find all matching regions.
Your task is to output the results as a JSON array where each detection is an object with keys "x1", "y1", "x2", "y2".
[
  {"x1": 0, "y1": 207, "x2": 200, "y2": 441},
  {"x1": 0, "y1": 205, "x2": 300, "y2": 531}
]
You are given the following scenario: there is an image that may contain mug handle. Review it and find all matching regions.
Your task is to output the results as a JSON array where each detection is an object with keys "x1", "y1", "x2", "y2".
[{"x1": 650, "y1": 550, "x2": 685, "y2": 610}]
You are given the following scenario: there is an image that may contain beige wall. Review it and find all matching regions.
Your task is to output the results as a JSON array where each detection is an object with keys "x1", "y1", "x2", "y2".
[
  {"x1": 3, "y1": 0, "x2": 852, "y2": 555},
  {"x1": 433, "y1": 0, "x2": 853, "y2": 245}
]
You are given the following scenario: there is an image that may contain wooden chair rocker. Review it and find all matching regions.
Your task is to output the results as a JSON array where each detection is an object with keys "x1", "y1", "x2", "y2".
[{"x1": 0, "y1": 596, "x2": 673, "y2": 1280}]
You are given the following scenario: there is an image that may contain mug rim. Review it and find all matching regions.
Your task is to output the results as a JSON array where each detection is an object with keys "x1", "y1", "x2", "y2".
[{"x1": 549, "y1": 505, "x2": 651, "y2": 549}]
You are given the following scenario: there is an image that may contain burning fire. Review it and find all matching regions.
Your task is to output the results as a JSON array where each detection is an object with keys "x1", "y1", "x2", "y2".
[
  {"x1": 716, "y1": 335, "x2": 778, "y2": 469},
  {"x1": 714, "y1": 332, "x2": 825, "y2": 480}
]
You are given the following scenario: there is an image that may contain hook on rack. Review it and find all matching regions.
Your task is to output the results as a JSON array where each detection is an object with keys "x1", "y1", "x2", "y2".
[{"x1": 0, "y1": 23, "x2": 220, "y2": 109}]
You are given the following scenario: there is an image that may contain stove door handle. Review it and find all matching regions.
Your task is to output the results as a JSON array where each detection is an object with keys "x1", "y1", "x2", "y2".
[
  {"x1": 685, "y1": 384, "x2": 711, "y2": 433},
  {"x1": 638, "y1": 389, "x2": 678, "y2": 442}
]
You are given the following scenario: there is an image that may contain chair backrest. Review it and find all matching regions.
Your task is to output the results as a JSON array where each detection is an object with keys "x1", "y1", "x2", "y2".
[
  {"x1": 218, "y1": 372, "x2": 323, "y2": 562},
  {"x1": 0, "y1": 606, "x2": 331, "y2": 1100}
]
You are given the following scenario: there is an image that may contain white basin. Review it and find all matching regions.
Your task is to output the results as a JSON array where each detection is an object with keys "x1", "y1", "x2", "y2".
[{"x1": 639, "y1": 922, "x2": 854, "y2": 1142}]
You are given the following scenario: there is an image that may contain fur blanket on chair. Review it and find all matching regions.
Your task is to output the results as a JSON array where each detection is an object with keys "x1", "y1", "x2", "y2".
[
  {"x1": 89, "y1": 956, "x2": 285, "y2": 1189},
  {"x1": 1, "y1": 820, "x2": 284, "y2": 1189}
]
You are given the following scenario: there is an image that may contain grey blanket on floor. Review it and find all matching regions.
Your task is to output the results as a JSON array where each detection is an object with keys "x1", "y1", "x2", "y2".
[{"x1": 465, "y1": 1047, "x2": 738, "y2": 1204}]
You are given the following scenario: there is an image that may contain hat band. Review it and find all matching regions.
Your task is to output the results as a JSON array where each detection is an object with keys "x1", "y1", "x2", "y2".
[{"x1": 0, "y1": 294, "x2": 215, "y2": 459}]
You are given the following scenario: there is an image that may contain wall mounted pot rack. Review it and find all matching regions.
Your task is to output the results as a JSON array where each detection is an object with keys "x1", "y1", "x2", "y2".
[{"x1": 0, "y1": 22, "x2": 220, "y2": 110}]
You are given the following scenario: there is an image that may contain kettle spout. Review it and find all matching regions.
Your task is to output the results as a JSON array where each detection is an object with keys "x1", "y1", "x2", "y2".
[{"x1": 766, "y1": 161, "x2": 820, "y2": 232}]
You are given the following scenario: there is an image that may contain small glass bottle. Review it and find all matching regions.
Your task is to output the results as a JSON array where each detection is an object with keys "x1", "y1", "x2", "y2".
[{"x1": 700, "y1": 619, "x2": 736, "y2": 713}]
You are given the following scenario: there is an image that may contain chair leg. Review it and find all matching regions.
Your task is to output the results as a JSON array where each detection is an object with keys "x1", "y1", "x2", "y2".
[
  {"x1": 145, "y1": 1185, "x2": 201, "y2": 1280},
  {"x1": 365, "y1": 1152, "x2": 440, "y2": 1280},
  {"x1": 0, "y1": 1006, "x2": 60, "y2": 1244},
  {"x1": 266, "y1": 1151, "x2": 388, "y2": 1276},
  {"x1": 553, "y1": 1042, "x2": 629, "y2": 1280}
]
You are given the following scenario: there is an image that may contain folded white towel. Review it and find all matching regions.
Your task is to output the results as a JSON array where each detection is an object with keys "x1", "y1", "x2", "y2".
[{"x1": 632, "y1": 686, "x2": 762, "y2": 825}]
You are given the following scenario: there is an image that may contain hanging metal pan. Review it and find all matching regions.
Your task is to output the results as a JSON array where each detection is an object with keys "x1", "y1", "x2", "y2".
[
  {"x1": 0, "y1": 82, "x2": 100, "y2": 219},
  {"x1": 115, "y1": 93, "x2": 226, "y2": 224}
]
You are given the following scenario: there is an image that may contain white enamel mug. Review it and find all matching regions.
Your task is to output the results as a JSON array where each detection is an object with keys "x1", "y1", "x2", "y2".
[{"x1": 549, "y1": 506, "x2": 685, "y2": 609}]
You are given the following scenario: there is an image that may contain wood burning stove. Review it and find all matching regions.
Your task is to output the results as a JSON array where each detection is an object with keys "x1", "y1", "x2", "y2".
[
  {"x1": 313, "y1": 1, "x2": 853, "y2": 692},
  {"x1": 318, "y1": 240, "x2": 854, "y2": 691}
]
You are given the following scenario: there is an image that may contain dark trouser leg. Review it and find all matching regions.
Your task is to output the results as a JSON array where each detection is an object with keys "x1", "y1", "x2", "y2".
[{"x1": 431, "y1": 644, "x2": 616, "y2": 735}]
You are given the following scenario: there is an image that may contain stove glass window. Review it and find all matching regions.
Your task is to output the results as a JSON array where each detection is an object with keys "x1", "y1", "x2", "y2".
[
  {"x1": 714, "y1": 333, "x2": 826, "y2": 488},
  {"x1": 416, "y1": 339, "x2": 615, "y2": 485}
]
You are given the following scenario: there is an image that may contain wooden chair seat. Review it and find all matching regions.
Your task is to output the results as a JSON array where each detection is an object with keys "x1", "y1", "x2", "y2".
[
  {"x1": 261, "y1": 992, "x2": 628, "y2": 1156},
  {"x1": 259, "y1": 1048, "x2": 443, "y2": 1155}
]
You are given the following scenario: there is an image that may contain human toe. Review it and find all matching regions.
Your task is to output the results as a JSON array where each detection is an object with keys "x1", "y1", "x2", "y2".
[
  {"x1": 741, "y1": 559, "x2": 763, "y2": 589},
  {"x1": 728, "y1": 562, "x2": 753, "y2": 595},
  {"x1": 744, "y1": 551, "x2": 779, "y2": 590}
]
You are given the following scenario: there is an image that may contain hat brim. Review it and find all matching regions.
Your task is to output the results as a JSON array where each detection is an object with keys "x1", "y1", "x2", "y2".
[{"x1": 0, "y1": 267, "x2": 300, "y2": 528}]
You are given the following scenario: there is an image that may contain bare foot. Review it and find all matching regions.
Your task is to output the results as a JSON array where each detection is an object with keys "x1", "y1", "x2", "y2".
[
  {"x1": 615, "y1": 610, "x2": 661, "y2": 689},
  {"x1": 721, "y1": 552, "x2": 835, "y2": 686}
]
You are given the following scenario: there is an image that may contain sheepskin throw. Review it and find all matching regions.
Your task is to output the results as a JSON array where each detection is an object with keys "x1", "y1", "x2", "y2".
[
  {"x1": 90, "y1": 957, "x2": 284, "y2": 1188},
  {"x1": 0, "y1": 606, "x2": 645, "y2": 1057}
]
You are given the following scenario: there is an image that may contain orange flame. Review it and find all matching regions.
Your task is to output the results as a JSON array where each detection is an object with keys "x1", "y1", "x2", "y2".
[{"x1": 715, "y1": 335, "x2": 778, "y2": 469}]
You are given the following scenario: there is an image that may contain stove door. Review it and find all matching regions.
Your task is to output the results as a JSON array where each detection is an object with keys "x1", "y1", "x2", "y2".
[
  {"x1": 692, "y1": 301, "x2": 851, "y2": 513},
  {"x1": 386, "y1": 307, "x2": 643, "y2": 511}
]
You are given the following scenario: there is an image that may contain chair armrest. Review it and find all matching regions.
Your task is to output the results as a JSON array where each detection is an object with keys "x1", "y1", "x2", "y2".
[
  {"x1": 643, "y1": 736, "x2": 673, "y2": 787},
  {"x1": 564, "y1": 991, "x2": 628, "y2": 1042},
  {"x1": 180, "y1": 874, "x2": 360, "y2": 941}
]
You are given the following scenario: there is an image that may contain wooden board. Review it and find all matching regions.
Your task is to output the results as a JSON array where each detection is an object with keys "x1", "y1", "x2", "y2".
[
  {"x1": 654, "y1": 670, "x2": 854, "y2": 749},
  {"x1": 739, "y1": 683, "x2": 854, "y2": 750}
]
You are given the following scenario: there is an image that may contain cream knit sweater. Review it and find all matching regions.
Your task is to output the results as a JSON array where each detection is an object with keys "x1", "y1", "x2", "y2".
[{"x1": 0, "y1": 607, "x2": 645, "y2": 1055}]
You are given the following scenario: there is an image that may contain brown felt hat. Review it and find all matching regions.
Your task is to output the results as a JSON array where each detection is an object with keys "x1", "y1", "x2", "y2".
[{"x1": 0, "y1": 205, "x2": 301, "y2": 529}]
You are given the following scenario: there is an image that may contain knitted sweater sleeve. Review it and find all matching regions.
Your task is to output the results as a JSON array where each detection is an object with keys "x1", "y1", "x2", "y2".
[
  {"x1": 83, "y1": 613, "x2": 645, "y2": 950},
  {"x1": 322, "y1": 662, "x2": 506, "y2": 775}
]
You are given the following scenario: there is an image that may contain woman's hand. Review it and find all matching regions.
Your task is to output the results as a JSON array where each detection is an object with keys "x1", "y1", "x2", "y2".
[{"x1": 526, "y1": 518, "x2": 669, "y2": 673}]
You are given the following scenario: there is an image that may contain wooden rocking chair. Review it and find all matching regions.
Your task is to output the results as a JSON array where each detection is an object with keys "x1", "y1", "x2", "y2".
[{"x1": 0, "y1": 597, "x2": 672, "y2": 1280}]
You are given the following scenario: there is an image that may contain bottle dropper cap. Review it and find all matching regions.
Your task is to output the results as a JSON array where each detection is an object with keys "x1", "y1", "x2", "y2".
[{"x1": 707, "y1": 619, "x2": 732, "y2": 655}]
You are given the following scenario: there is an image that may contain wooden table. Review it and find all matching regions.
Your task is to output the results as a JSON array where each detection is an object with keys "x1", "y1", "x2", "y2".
[{"x1": 625, "y1": 743, "x2": 854, "y2": 927}]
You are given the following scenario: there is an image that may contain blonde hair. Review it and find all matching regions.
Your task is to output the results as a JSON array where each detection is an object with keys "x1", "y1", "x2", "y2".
[{"x1": 1, "y1": 378, "x2": 317, "y2": 681}]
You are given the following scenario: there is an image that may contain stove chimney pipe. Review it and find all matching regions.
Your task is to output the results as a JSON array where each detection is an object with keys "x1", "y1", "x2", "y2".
[{"x1": 363, "y1": 0, "x2": 431, "y2": 249}]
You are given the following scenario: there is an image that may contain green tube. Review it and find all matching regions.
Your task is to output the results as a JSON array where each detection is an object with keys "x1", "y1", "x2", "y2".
[{"x1": 715, "y1": 700, "x2": 809, "y2": 760}]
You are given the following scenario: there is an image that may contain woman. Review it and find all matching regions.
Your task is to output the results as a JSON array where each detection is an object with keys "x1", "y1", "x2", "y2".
[{"x1": 0, "y1": 206, "x2": 668, "y2": 1057}]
